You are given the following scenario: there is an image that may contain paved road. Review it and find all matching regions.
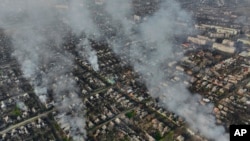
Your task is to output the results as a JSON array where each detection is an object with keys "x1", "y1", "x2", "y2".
[{"x1": 0, "y1": 109, "x2": 55, "y2": 135}]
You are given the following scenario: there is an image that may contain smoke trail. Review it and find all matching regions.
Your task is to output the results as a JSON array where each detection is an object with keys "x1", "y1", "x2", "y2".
[
  {"x1": 66, "y1": 0, "x2": 99, "y2": 37},
  {"x1": 66, "y1": 0, "x2": 100, "y2": 72},
  {"x1": 0, "y1": 0, "x2": 231, "y2": 140},
  {"x1": 78, "y1": 38, "x2": 99, "y2": 71},
  {"x1": 104, "y1": 0, "x2": 134, "y2": 36},
  {"x1": 103, "y1": 0, "x2": 229, "y2": 140},
  {"x1": 0, "y1": 0, "x2": 98, "y2": 140}
]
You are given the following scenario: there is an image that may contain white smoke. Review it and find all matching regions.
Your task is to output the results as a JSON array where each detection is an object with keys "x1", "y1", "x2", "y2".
[
  {"x1": 104, "y1": 0, "x2": 134, "y2": 36},
  {"x1": 78, "y1": 38, "x2": 99, "y2": 71},
  {"x1": 0, "y1": 0, "x2": 98, "y2": 140},
  {"x1": 0, "y1": 0, "x2": 231, "y2": 140},
  {"x1": 67, "y1": 0, "x2": 100, "y2": 72},
  {"x1": 66, "y1": 0, "x2": 99, "y2": 36},
  {"x1": 103, "y1": 0, "x2": 229, "y2": 141}
]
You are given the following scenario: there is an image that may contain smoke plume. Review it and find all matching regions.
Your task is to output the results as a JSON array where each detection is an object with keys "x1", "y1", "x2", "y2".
[
  {"x1": 78, "y1": 38, "x2": 99, "y2": 71},
  {"x1": 0, "y1": 0, "x2": 98, "y2": 140},
  {"x1": 0, "y1": 0, "x2": 230, "y2": 140},
  {"x1": 103, "y1": 0, "x2": 229, "y2": 141}
]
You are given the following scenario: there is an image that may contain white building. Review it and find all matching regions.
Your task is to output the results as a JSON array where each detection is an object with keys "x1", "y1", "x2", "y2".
[{"x1": 212, "y1": 43, "x2": 235, "y2": 54}]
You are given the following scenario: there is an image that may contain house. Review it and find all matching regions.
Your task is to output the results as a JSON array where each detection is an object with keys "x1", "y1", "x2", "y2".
[
  {"x1": 187, "y1": 36, "x2": 207, "y2": 45},
  {"x1": 212, "y1": 43, "x2": 235, "y2": 54}
]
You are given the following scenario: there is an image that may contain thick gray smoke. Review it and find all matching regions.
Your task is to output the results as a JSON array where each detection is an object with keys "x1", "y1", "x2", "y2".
[
  {"x1": 103, "y1": 0, "x2": 229, "y2": 141},
  {"x1": 0, "y1": 0, "x2": 98, "y2": 140}
]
